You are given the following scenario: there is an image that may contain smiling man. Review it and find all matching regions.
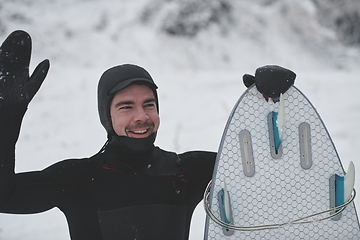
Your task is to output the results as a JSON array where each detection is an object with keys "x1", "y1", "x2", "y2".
[
  {"x1": 110, "y1": 84, "x2": 159, "y2": 138},
  {"x1": 109, "y1": 78, "x2": 159, "y2": 138},
  {"x1": 0, "y1": 31, "x2": 216, "y2": 240}
]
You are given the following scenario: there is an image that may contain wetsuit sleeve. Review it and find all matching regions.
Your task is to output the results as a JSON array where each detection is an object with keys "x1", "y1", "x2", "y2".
[
  {"x1": 180, "y1": 151, "x2": 216, "y2": 210},
  {"x1": 0, "y1": 105, "x2": 70, "y2": 215},
  {"x1": 0, "y1": 170, "x2": 64, "y2": 214},
  {"x1": 0, "y1": 105, "x2": 29, "y2": 210},
  {"x1": 0, "y1": 158, "x2": 103, "y2": 240},
  {"x1": 176, "y1": 151, "x2": 216, "y2": 239},
  {"x1": 0, "y1": 157, "x2": 96, "y2": 214},
  {"x1": 0, "y1": 106, "x2": 65, "y2": 213}
]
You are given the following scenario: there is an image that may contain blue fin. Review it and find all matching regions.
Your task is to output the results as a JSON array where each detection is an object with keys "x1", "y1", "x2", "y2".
[{"x1": 272, "y1": 112, "x2": 281, "y2": 153}]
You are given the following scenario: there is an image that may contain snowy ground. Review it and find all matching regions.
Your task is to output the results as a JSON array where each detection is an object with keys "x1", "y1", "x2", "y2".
[{"x1": 0, "y1": 0, "x2": 359, "y2": 239}]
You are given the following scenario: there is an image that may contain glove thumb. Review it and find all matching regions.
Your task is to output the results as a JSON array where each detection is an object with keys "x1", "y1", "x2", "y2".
[{"x1": 25, "y1": 59, "x2": 50, "y2": 102}]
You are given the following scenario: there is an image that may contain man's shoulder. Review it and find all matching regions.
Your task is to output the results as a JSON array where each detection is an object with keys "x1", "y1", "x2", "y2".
[
  {"x1": 44, "y1": 157, "x2": 96, "y2": 171},
  {"x1": 42, "y1": 156, "x2": 99, "y2": 185},
  {"x1": 178, "y1": 150, "x2": 216, "y2": 172},
  {"x1": 179, "y1": 150, "x2": 217, "y2": 162}
]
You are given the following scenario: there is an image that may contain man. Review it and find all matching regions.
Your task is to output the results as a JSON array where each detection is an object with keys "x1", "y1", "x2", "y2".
[{"x1": 0, "y1": 30, "x2": 216, "y2": 239}]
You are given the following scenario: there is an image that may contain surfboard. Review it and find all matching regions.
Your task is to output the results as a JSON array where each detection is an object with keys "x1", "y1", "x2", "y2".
[{"x1": 203, "y1": 77, "x2": 360, "y2": 239}]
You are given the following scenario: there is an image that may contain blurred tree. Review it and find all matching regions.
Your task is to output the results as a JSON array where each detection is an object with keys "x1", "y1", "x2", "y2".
[
  {"x1": 141, "y1": 0, "x2": 232, "y2": 37},
  {"x1": 312, "y1": 0, "x2": 360, "y2": 46}
]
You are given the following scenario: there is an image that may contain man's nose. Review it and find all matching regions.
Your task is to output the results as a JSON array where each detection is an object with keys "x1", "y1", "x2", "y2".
[{"x1": 133, "y1": 107, "x2": 149, "y2": 122}]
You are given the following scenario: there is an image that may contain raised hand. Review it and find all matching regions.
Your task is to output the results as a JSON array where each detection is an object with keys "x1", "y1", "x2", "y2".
[{"x1": 0, "y1": 30, "x2": 50, "y2": 108}]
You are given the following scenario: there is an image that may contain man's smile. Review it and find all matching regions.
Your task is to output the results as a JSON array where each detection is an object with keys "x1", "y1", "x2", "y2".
[
  {"x1": 132, "y1": 129, "x2": 148, "y2": 134},
  {"x1": 126, "y1": 123, "x2": 154, "y2": 138}
]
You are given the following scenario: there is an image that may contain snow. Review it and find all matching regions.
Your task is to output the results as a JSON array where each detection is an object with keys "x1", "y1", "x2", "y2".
[{"x1": 0, "y1": 0, "x2": 360, "y2": 239}]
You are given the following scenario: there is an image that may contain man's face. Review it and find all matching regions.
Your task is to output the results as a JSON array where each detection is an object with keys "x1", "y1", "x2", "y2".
[{"x1": 110, "y1": 84, "x2": 160, "y2": 138}]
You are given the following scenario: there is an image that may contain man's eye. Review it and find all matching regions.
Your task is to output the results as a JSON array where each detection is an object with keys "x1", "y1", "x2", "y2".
[
  {"x1": 145, "y1": 103, "x2": 155, "y2": 108},
  {"x1": 119, "y1": 106, "x2": 132, "y2": 110}
]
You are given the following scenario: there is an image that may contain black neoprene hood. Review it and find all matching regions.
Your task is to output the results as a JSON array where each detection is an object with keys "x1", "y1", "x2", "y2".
[{"x1": 97, "y1": 64, "x2": 158, "y2": 135}]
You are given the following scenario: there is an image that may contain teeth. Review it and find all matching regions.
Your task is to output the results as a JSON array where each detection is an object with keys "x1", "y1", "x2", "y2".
[{"x1": 133, "y1": 129, "x2": 147, "y2": 134}]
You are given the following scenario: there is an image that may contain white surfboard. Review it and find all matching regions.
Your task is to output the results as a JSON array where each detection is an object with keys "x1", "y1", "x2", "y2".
[{"x1": 204, "y1": 84, "x2": 360, "y2": 240}]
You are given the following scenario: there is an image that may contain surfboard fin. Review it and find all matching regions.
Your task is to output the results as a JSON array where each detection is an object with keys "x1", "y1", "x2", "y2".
[
  {"x1": 272, "y1": 112, "x2": 281, "y2": 153},
  {"x1": 344, "y1": 161, "x2": 355, "y2": 202},
  {"x1": 269, "y1": 94, "x2": 285, "y2": 156},
  {"x1": 336, "y1": 161, "x2": 355, "y2": 206},
  {"x1": 277, "y1": 93, "x2": 285, "y2": 142},
  {"x1": 330, "y1": 161, "x2": 355, "y2": 220},
  {"x1": 217, "y1": 180, "x2": 234, "y2": 236}
]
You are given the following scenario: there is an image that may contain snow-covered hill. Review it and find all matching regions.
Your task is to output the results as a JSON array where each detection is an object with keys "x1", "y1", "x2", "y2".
[
  {"x1": 1, "y1": 0, "x2": 359, "y2": 72},
  {"x1": 0, "y1": 0, "x2": 359, "y2": 239}
]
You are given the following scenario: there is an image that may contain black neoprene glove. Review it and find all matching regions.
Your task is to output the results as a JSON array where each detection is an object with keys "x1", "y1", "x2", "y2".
[{"x1": 0, "y1": 30, "x2": 49, "y2": 109}]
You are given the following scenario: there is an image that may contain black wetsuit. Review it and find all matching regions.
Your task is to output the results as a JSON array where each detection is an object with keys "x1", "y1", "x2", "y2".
[
  {"x1": 0, "y1": 107, "x2": 216, "y2": 240},
  {"x1": 0, "y1": 30, "x2": 216, "y2": 240}
]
